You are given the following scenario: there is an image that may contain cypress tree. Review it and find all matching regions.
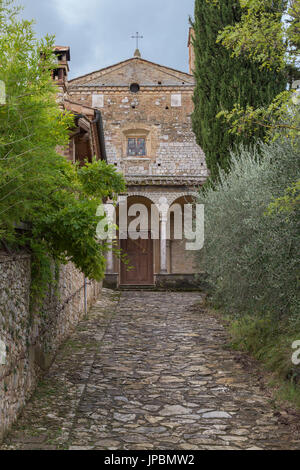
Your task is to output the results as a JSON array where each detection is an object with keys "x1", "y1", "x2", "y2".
[{"x1": 192, "y1": 0, "x2": 287, "y2": 180}]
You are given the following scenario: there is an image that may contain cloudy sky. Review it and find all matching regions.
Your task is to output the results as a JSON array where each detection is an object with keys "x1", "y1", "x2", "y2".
[{"x1": 20, "y1": 0, "x2": 195, "y2": 79}]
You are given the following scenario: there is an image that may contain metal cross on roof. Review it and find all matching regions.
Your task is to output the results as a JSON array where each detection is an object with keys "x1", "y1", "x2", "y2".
[{"x1": 131, "y1": 32, "x2": 143, "y2": 50}]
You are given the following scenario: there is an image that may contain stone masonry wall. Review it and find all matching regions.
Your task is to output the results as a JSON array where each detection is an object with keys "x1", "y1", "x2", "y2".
[
  {"x1": 170, "y1": 239, "x2": 196, "y2": 274},
  {"x1": 0, "y1": 252, "x2": 102, "y2": 440},
  {"x1": 68, "y1": 87, "x2": 207, "y2": 178},
  {"x1": 67, "y1": 58, "x2": 208, "y2": 180}
]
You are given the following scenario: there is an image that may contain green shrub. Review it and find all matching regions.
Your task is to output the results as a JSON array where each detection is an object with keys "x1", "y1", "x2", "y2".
[
  {"x1": 197, "y1": 138, "x2": 300, "y2": 319},
  {"x1": 0, "y1": 1, "x2": 126, "y2": 307}
]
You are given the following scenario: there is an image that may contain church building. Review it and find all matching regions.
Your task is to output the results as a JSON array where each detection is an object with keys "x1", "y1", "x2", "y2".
[{"x1": 54, "y1": 31, "x2": 208, "y2": 288}]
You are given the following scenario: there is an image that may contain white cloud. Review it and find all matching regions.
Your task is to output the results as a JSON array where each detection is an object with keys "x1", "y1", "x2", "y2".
[{"x1": 52, "y1": 0, "x2": 100, "y2": 25}]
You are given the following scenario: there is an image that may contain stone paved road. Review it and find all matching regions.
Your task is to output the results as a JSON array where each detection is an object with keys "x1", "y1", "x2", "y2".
[{"x1": 1, "y1": 290, "x2": 300, "y2": 450}]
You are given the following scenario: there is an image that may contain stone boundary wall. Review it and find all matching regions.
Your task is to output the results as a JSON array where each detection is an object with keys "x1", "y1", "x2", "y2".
[{"x1": 0, "y1": 252, "x2": 102, "y2": 440}]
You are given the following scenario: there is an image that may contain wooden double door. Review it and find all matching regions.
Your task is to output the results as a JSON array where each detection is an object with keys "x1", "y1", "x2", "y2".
[{"x1": 120, "y1": 235, "x2": 154, "y2": 285}]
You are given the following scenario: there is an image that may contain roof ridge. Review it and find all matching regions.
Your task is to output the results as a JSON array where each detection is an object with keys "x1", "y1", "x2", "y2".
[{"x1": 69, "y1": 57, "x2": 192, "y2": 84}]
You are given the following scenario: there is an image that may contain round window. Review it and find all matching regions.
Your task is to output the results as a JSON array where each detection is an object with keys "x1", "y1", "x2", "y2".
[{"x1": 130, "y1": 83, "x2": 140, "y2": 93}]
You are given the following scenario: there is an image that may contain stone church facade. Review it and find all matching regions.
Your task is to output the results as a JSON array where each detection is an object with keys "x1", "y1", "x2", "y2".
[{"x1": 55, "y1": 32, "x2": 208, "y2": 288}]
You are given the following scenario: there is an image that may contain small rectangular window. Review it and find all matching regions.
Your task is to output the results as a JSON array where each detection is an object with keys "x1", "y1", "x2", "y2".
[{"x1": 127, "y1": 138, "x2": 146, "y2": 156}]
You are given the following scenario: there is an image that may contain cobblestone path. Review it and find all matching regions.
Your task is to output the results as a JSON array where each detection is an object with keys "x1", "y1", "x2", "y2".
[{"x1": 1, "y1": 290, "x2": 299, "y2": 450}]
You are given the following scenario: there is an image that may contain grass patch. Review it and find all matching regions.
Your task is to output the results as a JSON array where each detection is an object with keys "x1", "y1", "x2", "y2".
[
  {"x1": 35, "y1": 380, "x2": 58, "y2": 399},
  {"x1": 64, "y1": 339, "x2": 84, "y2": 351},
  {"x1": 227, "y1": 313, "x2": 300, "y2": 407}
]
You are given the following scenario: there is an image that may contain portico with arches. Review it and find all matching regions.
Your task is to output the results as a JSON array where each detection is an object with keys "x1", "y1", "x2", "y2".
[{"x1": 104, "y1": 188, "x2": 203, "y2": 288}]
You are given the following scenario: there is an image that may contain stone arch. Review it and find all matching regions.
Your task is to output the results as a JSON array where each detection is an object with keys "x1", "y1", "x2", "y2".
[
  {"x1": 119, "y1": 190, "x2": 198, "y2": 208},
  {"x1": 116, "y1": 194, "x2": 160, "y2": 240},
  {"x1": 119, "y1": 192, "x2": 158, "y2": 206},
  {"x1": 167, "y1": 194, "x2": 199, "y2": 276},
  {"x1": 116, "y1": 194, "x2": 157, "y2": 286},
  {"x1": 167, "y1": 191, "x2": 198, "y2": 207}
]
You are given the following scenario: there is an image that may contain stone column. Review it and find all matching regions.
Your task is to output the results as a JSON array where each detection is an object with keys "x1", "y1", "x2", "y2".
[
  {"x1": 105, "y1": 202, "x2": 116, "y2": 274},
  {"x1": 106, "y1": 244, "x2": 114, "y2": 274},
  {"x1": 160, "y1": 214, "x2": 168, "y2": 274},
  {"x1": 157, "y1": 197, "x2": 169, "y2": 275}
]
